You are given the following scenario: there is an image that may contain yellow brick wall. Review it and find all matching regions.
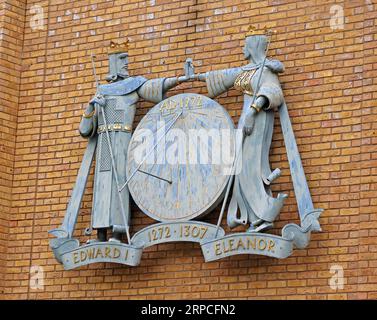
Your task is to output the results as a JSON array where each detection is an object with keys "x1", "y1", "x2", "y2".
[
  {"x1": 1, "y1": 0, "x2": 376, "y2": 299},
  {"x1": 360, "y1": 0, "x2": 377, "y2": 299},
  {"x1": 0, "y1": 0, "x2": 26, "y2": 293}
]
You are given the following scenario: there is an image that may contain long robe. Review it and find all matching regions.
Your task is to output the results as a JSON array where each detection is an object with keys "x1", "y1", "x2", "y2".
[
  {"x1": 203, "y1": 61, "x2": 286, "y2": 226},
  {"x1": 79, "y1": 76, "x2": 166, "y2": 230}
]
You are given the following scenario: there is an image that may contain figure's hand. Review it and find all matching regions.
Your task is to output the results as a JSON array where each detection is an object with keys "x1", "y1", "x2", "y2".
[
  {"x1": 190, "y1": 73, "x2": 205, "y2": 81},
  {"x1": 177, "y1": 75, "x2": 189, "y2": 83},
  {"x1": 254, "y1": 95, "x2": 268, "y2": 110},
  {"x1": 243, "y1": 108, "x2": 256, "y2": 136},
  {"x1": 89, "y1": 94, "x2": 106, "y2": 107}
]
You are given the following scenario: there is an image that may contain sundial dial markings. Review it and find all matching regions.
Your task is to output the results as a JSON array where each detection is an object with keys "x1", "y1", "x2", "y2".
[
  {"x1": 131, "y1": 178, "x2": 141, "y2": 206},
  {"x1": 182, "y1": 117, "x2": 193, "y2": 216},
  {"x1": 177, "y1": 116, "x2": 188, "y2": 219},
  {"x1": 167, "y1": 163, "x2": 178, "y2": 217},
  {"x1": 179, "y1": 115, "x2": 192, "y2": 218},
  {"x1": 175, "y1": 164, "x2": 182, "y2": 217},
  {"x1": 132, "y1": 110, "x2": 176, "y2": 150},
  {"x1": 150, "y1": 163, "x2": 170, "y2": 210},
  {"x1": 187, "y1": 113, "x2": 207, "y2": 210},
  {"x1": 181, "y1": 109, "x2": 197, "y2": 212},
  {"x1": 157, "y1": 164, "x2": 170, "y2": 212},
  {"x1": 209, "y1": 112, "x2": 231, "y2": 207},
  {"x1": 188, "y1": 112, "x2": 205, "y2": 216},
  {"x1": 127, "y1": 94, "x2": 235, "y2": 222},
  {"x1": 172, "y1": 122, "x2": 182, "y2": 218},
  {"x1": 129, "y1": 151, "x2": 156, "y2": 215},
  {"x1": 191, "y1": 109, "x2": 214, "y2": 210},
  {"x1": 188, "y1": 106, "x2": 224, "y2": 120},
  {"x1": 197, "y1": 115, "x2": 215, "y2": 156},
  {"x1": 141, "y1": 169, "x2": 153, "y2": 209},
  {"x1": 144, "y1": 102, "x2": 211, "y2": 126},
  {"x1": 189, "y1": 113, "x2": 215, "y2": 168}
]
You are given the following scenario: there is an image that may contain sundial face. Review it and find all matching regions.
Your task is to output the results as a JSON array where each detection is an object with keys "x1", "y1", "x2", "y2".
[{"x1": 127, "y1": 93, "x2": 236, "y2": 222}]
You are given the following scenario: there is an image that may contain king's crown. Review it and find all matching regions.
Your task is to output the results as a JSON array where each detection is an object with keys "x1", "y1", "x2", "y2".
[{"x1": 109, "y1": 39, "x2": 129, "y2": 54}]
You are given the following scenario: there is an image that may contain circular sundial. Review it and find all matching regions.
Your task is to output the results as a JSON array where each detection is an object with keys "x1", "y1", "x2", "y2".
[{"x1": 127, "y1": 93, "x2": 235, "y2": 222}]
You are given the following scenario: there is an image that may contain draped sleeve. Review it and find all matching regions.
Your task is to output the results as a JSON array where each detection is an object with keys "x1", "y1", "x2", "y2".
[
  {"x1": 79, "y1": 103, "x2": 98, "y2": 138},
  {"x1": 137, "y1": 78, "x2": 166, "y2": 103},
  {"x1": 204, "y1": 67, "x2": 242, "y2": 98},
  {"x1": 253, "y1": 67, "x2": 284, "y2": 111}
]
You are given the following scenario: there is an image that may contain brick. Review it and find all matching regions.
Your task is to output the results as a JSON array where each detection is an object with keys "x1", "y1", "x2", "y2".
[{"x1": 0, "y1": 0, "x2": 375, "y2": 301}]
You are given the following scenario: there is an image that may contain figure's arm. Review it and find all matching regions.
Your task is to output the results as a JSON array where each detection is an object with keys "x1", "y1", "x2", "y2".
[
  {"x1": 79, "y1": 95, "x2": 105, "y2": 138},
  {"x1": 191, "y1": 73, "x2": 206, "y2": 82},
  {"x1": 244, "y1": 67, "x2": 284, "y2": 136},
  {"x1": 163, "y1": 75, "x2": 190, "y2": 92},
  {"x1": 191, "y1": 67, "x2": 242, "y2": 98},
  {"x1": 137, "y1": 76, "x2": 190, "y2": 103},
  {"x1": 254, "y1": 59, "x2": 285, "y2": 111},
  {"x1": 255, "y1": 68, "x2": 284, "y2": 111},
  {"x1": 243, "y1": 95, "x2": 268, "y2": 136}
]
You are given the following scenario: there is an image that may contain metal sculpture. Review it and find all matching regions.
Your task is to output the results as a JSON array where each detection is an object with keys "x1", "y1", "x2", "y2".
[
  {"x1": 49, "y1": 28, "x2": 322, "y2": 269},
  {"x1": 49, "y1": 40, "x2": 191, "y2": 268}
]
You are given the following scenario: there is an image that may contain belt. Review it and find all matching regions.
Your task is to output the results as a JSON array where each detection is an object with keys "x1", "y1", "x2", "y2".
[{"x1": 97, "y1": 124, "x2": 132, "y2": 134}]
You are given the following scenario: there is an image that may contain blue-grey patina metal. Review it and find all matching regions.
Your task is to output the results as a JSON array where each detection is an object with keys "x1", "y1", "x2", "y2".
[
  {"x1": 126, "y1": 93, "x2": 236, "y2": 222},
  {"x1": 195, "y1": 30, "x2": 322, "y2": 261},
  {"x1": 49, "y1": 34, "x2": 322, "y2": 270},
  {"x1": 98, "y1": 76, "x2": 147, "y2": 96},
  {"x1": 49, "y1": 42, "x2": 194, "y2": 269}
]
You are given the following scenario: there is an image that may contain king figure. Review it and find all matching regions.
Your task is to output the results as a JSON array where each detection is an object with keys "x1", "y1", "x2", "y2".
[{"x1": 79, "y1": 40, "x2": 189, "y2": 243}]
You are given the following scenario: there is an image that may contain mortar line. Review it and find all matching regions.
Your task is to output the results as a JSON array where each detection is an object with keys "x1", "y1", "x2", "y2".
[{"x1": 27, "y1": 0, "x2": 51, "y2": 299}]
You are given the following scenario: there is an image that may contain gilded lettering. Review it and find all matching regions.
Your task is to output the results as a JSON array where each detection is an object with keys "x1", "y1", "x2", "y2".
[
  {"x1": 236, "y1": 238, "x2": 245, "y2": 250},
  {"x1": 95, "y1": 248, "x2": 103, "y2": 259},
  {"x1": 73, "y1": 252, "x2": 79, "y2": 264},
  {"x1": 104, "y1": 247, "x2": 111, "y2": 258},
  {"x1": 258, "y1": 238, "x2": 267, "y2": 251},
  {"x1": 247, "y1": 237, "x2": 256, "y2": 250},
  {"x1": 113, "y1": 247, "x2": 121, "y2": 259},
  {"x1": 191, "y1": 226, "x2": 200, "y2": 238},
  {"x1": 222, "y1": 240, "x2": 229, "y2": 253},
  {"x1": 228, "y1": 239, "x2": 234, "y2": 252},
  {"x1": 80, "y1": 250, "x2": 87, "y2": 262},
  {"x1": 215, "y1": 242, "x2": 221, "y2": 256},
  {"x1": 267, "y1": 240, "x2": 275, "y2": 252},
  {"x1": 87, "y1": 248, "x2": 95, "y2": 259},
  {"x1": 200, "y1": 227, "x2": 208, "y2": 239}
]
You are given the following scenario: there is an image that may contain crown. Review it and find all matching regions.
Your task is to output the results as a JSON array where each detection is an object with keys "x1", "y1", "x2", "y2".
[
  {"x1": 245, "y1": 25, "x2": 275, "y2": 37},
  {"x1": 108, "y1": 39, "x2": 129, "y2": 54}
]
